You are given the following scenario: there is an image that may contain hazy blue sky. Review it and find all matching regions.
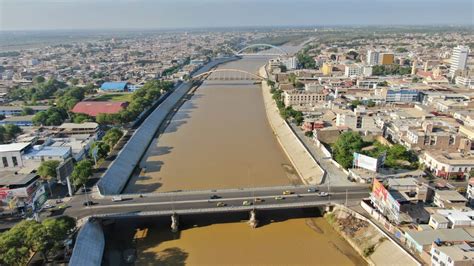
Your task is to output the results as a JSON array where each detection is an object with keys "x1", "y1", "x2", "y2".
[{"x1": 0, "y1": 0, "x2": 472, "y2": 30}]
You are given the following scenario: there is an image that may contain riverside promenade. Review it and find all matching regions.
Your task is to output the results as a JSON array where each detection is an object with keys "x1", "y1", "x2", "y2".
[{"x1": 259, "y1": 66, "x2": 324, "y2": 185}]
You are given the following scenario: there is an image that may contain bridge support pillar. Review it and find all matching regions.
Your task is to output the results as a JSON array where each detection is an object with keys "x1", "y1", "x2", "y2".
[
  {"x1": 171, "y1": 213, "x2": 179, "y2": 233},
  {"x1": 248, "y1": 209, "x2": 258, "y2": 229}
]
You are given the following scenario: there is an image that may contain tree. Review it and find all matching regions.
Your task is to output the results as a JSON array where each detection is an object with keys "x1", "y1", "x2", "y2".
[
  {"x1": 21, "y1": 107, "x2": 34, "y2": 115},
  {"x1": 0, "y1": 217, "x2": 75, "y2": 265},
  {"x1": 72, "y1": 113, "x2": 93, "y2": 123},
  {"x1": 0, "y1": 126, "x2": 5, "y2": 143},
  {"x1": 3, "y1": 124, "x2": 22, "y2": 140},
  {"x1": 89, "y1": 141, "x2": 110, "y2": 161},
  {"x1": 0, "y1": 220, "x2": 34, "y2": 266},
  {"x1": 102, "y1": 128, "x2": 123, "y2": 151},
  {"x1": 367, "y1": 100, "x2": 376, "y2": 107},
  {"x1": 37, "y1": 160, "x2": 61, "y2": 197},
  {"x1": 332, "y1": 132, "x2": 365, "y2": 169},
  {"x1": 70, "y1": 160, "x2": 93, "y2": 188}
]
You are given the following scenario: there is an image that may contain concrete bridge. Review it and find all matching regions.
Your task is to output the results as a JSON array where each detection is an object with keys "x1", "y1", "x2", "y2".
[{"x1": 63, "y1": 184, "x2": 369, "y2": 221}]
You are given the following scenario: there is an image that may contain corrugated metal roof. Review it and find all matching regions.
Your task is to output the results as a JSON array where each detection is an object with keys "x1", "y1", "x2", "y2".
[
  {"x1": 100, "y1": 82, "x2": 128, "y2": 91},
  {"x1": 71, "y1": 101, "x2": 128, "y2": 117},
  {"x1": 24, "y1": 146, "x2": 71, "y2": 157}
]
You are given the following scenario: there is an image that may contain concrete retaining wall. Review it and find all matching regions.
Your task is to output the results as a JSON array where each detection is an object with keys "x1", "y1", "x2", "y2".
[
  {"x1": 259, "y1": 66, "x2": 325, "y2": 185},
  {"x1": 97, "y1": 57, "x2": 238, "y2": 195},
  {"x1": 69, "y1": 220, "x2": 105, "y2": 266}
]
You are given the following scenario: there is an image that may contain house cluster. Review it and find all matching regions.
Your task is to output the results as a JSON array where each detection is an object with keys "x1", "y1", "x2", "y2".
[
  {"x1": 0, "y1": 122, "x2": 102, "y2": 213},
  {"x1": 269, "y1": 40, "x2": 474, "y2": 183},
  {"x1": 362, "y1": 176, "x2": 474, "y2": 265},
  {"x1": 266, "y1": 31, "x2": 474, "y2": 265}
]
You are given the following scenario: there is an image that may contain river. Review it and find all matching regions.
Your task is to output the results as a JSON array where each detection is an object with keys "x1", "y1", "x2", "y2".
[{"x1": 106, "y1": 53, "x2": 365, "y2": 265}]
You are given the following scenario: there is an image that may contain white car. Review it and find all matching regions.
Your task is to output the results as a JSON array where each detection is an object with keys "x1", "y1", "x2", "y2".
[
  {"x1": 112, "y1": 196, "x2": 123, "y2": 202},
  {"x1": 318, "y1": 192, "x2": 329, "y2": 197}
]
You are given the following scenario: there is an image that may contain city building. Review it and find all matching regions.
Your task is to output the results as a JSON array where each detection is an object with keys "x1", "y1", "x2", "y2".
[
  {"x1": 322, "y1": 62, "x2": 333, "y2": 76},
  {"x1": 468, "y1": 178, "x2": 474, "y2": 207},
  {"x1": 0, "y1": 171, "x2": 47, "y2": 212},
  {"x1": 0, "y1": 142, "x2": 31, "y2": 170},
  {"x1": 99, "y1": 82, "x2": 129, "y2": 92},
  {"x1": 344, "y1": 64, "x2": 372, "y2": 77},
  {"x1": 0, "y1": 105, "x2": 49, "y2": 117},
  {"x1": 375, "y1": 87, "x2": 420, "y2": 103},
  {"x1": 449, "y1": 46, "x2": 470, "y2": 78},
  {"x1": 433, "y1": 190, "x2": 469, "y2": 209},
  {"x1": 335, "y1": 107, "x2": 379, "y2": 132},
  {"x1": 71, "y1": 101, "x2": 129, "y2": 117},
  {"x1": 422, "y1": 151, "x2": 474, "y2": 179},
  {"x1": 367, "y1": 50, "x2": 379, "y2": 66},
  {"x1": 0, "y1": 115, "x2": 34, "y2": 127},
  {"x1": 281, "y1": 56, "x2": 298, "y2": 70},
  {"x1": 57, "y1": 122, "x2": 101, "y2": 136},
  {"x1": 379, "y1": 53, "x2": 395, "y2": 65},
  {"x1": 404, "y1": 228, "x2": 474, "y2": 255},
  {"x1": 430, "y1": 240, "x2": 474, "y2": 266},
  {"x1": 283, "y1": 84, "x2": 329, "y2": 107},
  {"x1": 430, "y1": 209, "x2": 474, "y2": 229}
]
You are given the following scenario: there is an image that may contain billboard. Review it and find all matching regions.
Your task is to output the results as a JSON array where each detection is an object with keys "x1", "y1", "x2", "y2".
[
  {"x1": 372, "y1": 179, "x2": 401, "y2": 218},
  {"x1": 353, "y1": 152, "x2": 380, "y2": 172}
]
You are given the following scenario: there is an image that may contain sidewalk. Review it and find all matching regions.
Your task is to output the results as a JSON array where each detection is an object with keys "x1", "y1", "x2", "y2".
[
  {"x1": 259, "y1": 66, "x2": 324, "y2": 185},
  {"x1": 288, "y1": 123, "x2": 354, "y2": 187}
]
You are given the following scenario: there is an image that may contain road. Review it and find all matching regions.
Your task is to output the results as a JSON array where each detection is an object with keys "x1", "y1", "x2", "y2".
[
  {"x1": 289, "y1": 123, "x2": 352, "y2": 186},
  {"x1": 43, "y1": 184, "x2": 370, "y2": 219}
]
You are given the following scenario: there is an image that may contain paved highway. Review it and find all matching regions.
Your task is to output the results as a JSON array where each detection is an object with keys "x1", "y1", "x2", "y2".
[{"x1": 51, "y1": 185, "x2": 369, "y2": 219}]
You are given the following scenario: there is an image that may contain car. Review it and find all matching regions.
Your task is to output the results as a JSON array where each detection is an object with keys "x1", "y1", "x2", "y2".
[
  {"x1": 318, "y1": 192, "x2": 329, "y2": 197},
  {"x1": 254, "y1": 198, "x2": 264, "y2": 203},
  {"x1": 43, "y1": 204, "x2": 54, "y2": 209},
  {"x1": 82, "y1": 201, "x2": 94, "y2": 206},
  {"x1": 55, "y1": 199, "x2": 63, "y2": 204},
  {"x1": 307, "y1": 188, "x2": 318, "y2": 193},
  {"x1": 216, "y1": 202, "x2": 226, "y2": 207},
  {"x1": 242, "y1": 200, "x2": 252, "y2": 206},
  {"x1": 210, "y1": 195, "x2": 220, "y2": 199},
  {"x1": 282, "y1": 190, "x2": 292, "y2": 195},
  {"x1": 112, "y1": 196, "x2": 123, "y2": 202},
  {"x1": 275, "y1": 196, "x2": 285, "y2": 200}
]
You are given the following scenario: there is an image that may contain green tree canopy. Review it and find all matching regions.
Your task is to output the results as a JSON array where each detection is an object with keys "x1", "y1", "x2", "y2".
[
  {"x1": 332, "y1": 132, "x2": 365, "y2": 169},
  {"x1": 102, "y1": 128, "x2": 123, "y2": 150},
  {"x1": 70, "y1": 160, "x2": 93, "y2": 187}
]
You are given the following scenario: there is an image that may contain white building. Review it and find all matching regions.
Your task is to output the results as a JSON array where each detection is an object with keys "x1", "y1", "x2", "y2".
[
  {"x1": 455, "y1": 76, "x2": 474, "y2": 88},
  {"x1": 449, "y1": 46, "x2": 469, "y2": 78},
  {"x1": 431, "y1": 241, "x2": 474, "y2": 266},
  {"x1": 281, "y1": 56, "x2": 298, "y2": 70},
  {"x1": 283, "y1": 84, "x2": 328, "y2": 107},
  {"x1": 344, "y1": 64, "x2": 372, "y2": 77},
  {"x1": 0, "y1": 143, "x2": 31, "y2": 170},
  {"x1": 367, "y1": 50, "x2": 379, "y2": 66},
  {"x1": 468, "y1": 178, "x2": 474, "y2": 206}
]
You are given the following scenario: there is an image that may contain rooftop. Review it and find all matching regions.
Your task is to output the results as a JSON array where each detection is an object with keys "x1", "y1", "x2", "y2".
[
  {"x1": 407, "y1": 228, "x2": 474, "y2": 246},
  {"x1": 23, "y1": 146, "x2": 71, "y2": 158},
  {"x1": 71, "y1": 101, "x2": 128, "y2": 117},
  {"x1": 0, "y1": 171, "x2": 38, "y2": 186},
  {"x1": 0, "y1": 142, "x2": 31, "y2": 153}
]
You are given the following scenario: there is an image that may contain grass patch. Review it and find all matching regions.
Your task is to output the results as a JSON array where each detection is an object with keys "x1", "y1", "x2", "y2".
[{"x1": 92, "y1": 93, "x2": 133, "y2": 102}]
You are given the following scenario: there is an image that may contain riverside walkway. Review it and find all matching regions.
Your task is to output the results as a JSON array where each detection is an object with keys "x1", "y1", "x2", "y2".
[{"x1": 259, "y1": 66, "x2": 325, "y2": 185}]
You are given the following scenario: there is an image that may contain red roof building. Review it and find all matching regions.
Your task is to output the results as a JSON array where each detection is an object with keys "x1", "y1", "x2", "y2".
[{"x1": 71, "y1": 101, "x2": 128, "y2": 117}]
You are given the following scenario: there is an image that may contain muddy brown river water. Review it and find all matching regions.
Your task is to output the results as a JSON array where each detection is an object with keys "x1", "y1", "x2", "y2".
[{"x1": 106, "y1": 56, "x2": 365, "y2": 265}]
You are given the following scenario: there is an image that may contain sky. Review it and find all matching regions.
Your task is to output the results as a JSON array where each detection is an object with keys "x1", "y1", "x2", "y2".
[{"x1": 0, "y1": 0, "x2": 472, "y2": 30}]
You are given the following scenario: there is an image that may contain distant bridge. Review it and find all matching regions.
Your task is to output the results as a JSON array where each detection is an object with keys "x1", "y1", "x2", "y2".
[
  {"x1": 225, "y1": 43, "x2": 289, "y2": 56},
  {"x1": 192, "y1": 68, "x2": 266, "y2": 81}
]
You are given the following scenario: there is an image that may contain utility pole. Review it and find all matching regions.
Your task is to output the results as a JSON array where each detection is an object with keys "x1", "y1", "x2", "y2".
[{"x1": 345, "y1": 189, "x2": 348, "y2": 206}]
